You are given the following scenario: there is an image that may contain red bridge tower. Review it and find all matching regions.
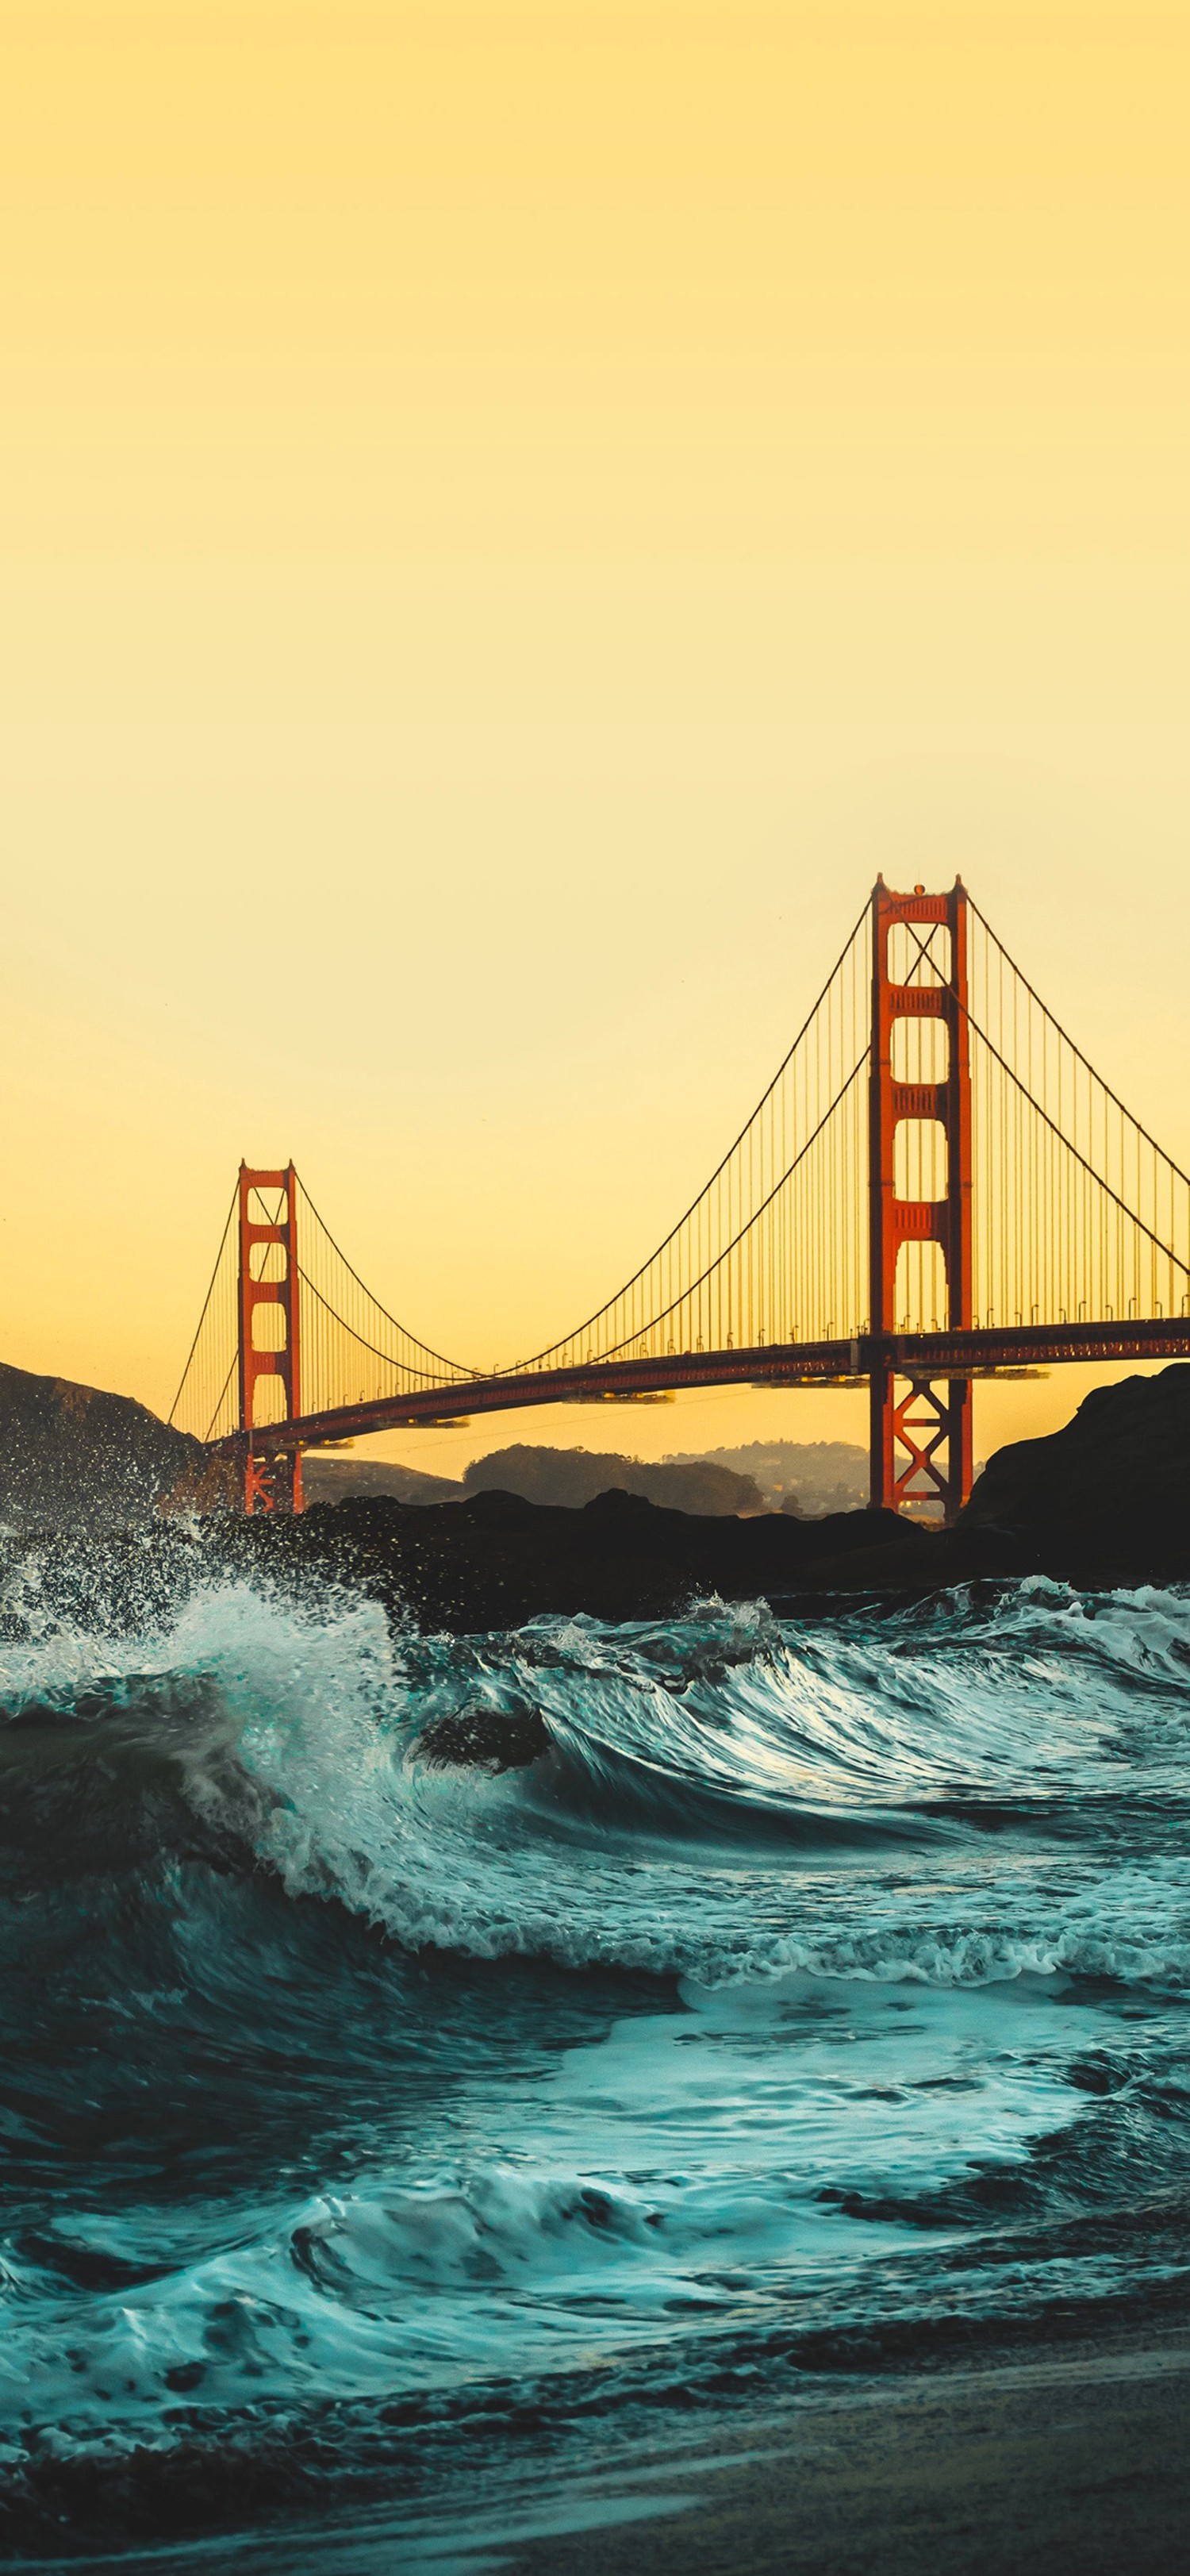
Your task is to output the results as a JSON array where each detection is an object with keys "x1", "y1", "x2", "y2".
[
  {"x1": 237, "y1": 1163, "x2": 303, "y2": 1514},
  {"x1": 868, "y1": 878, "x2": 973, "y2": 1523}
]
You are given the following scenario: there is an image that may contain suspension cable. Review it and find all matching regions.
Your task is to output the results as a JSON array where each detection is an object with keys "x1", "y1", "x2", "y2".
[
  {"x1": 167, "y1": 1186, "x2": 236, "y2": 1424},
  {"x1": 967, "y1": 895, "x2": 1190, "y2": 1191},
  {"x1": 508, "y1": 899, "x2": 872, "y2": 1371},
  {"x1": 296, "y1": 1263, "x2": 484, "y2": 1387},
  {"x1": 294, "y1": 1176, "x2": 481, "y2": 1378},
  {"x1": 204, "y1": 1353, "x2": 237, "y2": 1444},
  {"x1": 516, "y1": 1052, "x2": 870, "y2": 1371},
  {"x1": 896, "y1": 917, "x2": 1189, "y2": 1276}
]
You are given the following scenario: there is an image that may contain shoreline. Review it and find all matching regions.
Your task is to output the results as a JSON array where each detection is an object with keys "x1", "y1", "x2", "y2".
[
  {"x1": 229, "y1": 1489, "x2": 1187, "y2": 1637},
  {"x1": 5, "y1": 1481, "x2": 1189, "y2": 1651},
  {"x1": 28, "y1": 2321, "x2": 1190, "y2": 2574},
  {"x1": 467, "y1": 2324, "x2": 1190, "y2": 2576}
]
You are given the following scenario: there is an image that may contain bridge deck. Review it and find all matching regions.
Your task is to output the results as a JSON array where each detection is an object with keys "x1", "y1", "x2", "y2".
[{"x1": 212, "y1": 1318, "x2": 1190, "y2": 1457}]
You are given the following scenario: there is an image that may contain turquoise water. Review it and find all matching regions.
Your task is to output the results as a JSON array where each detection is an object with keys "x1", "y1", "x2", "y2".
[{"x1": 2, "y1": 1555, "x2": 1190, "y2": 2561}]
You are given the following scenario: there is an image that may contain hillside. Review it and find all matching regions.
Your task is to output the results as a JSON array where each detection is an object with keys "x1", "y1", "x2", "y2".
[
  {"x1": 962, "y1": 1363, "x2": 1190, "y2": 1570},
  {"x1": 0, "y1": 1361, "x2": 217, "y2": 1528},
  {"x1": 301, "y1": 1455, "x2": 460, "y2": 1508},
  {"x1": 459, "y1": 1444, "x2": 763, "y2": 1515},
  {"x1": 301, "y1": 1442, "x2": 766, "y2": 1516},
  {"x1": 662, "y1": 1439, "x2": 869, "y2": 1515}
]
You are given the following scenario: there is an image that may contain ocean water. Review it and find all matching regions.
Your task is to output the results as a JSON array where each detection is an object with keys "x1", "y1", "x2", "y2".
[{"x1": 2, "y1": 1548, "x2": 1190, "y2": 2565}]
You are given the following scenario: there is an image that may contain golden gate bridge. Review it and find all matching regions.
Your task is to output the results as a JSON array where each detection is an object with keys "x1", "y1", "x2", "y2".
[{"x1": 170, "y1": 879, "x2": 1190, "y2": 1523}]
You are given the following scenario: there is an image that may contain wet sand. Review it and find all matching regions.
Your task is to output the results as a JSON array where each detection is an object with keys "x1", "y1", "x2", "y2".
[
  {"x1": 495, "y1": 2332, "x2": 1190, "y2": 2576},
  {"x1": 51, "y1": 2329, "x2": 1190, "y2": 2574}
]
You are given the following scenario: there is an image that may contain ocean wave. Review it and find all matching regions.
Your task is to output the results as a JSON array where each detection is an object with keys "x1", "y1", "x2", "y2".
[
  {"x1": 3, "y1": 1555, "x2": 1190, "y2": 2519},
  {"x1": 0, "y1": 1571, "x2": 1187, "y2": 1997}
]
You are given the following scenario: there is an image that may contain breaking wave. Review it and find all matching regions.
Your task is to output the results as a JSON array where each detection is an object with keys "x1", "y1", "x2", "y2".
[{"x1": 2, "y1": 1552, "x2": 1190, "y2": 2555}]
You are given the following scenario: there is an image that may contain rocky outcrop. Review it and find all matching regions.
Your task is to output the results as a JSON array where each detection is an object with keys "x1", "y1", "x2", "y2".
[
  {"x1": 961, "y1": 1363, "x2": 1190, "y2": 1575},
  {"x1": 0, "y1": 1362, "x2": 216, "y2": 1528},
  {"x1": 232, "y1": 1486, "x2": 927, "y2": 1629}
]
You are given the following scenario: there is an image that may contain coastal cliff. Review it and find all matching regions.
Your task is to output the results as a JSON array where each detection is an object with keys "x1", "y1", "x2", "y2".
[
  {"x1": 0, "y1": 1361, "x2": 217, "y2": 1528},
  {"x1": 962, "y1": 1362, "x2": 1190, "y2": 1571}
]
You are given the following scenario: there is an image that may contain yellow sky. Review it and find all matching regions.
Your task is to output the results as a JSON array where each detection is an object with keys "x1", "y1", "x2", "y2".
[{"x1": 2, "y1": 4, "x2": 1188, "y2": 1470}]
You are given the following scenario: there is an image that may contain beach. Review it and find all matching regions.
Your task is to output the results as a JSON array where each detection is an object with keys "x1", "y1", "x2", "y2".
[{"x1": 499, "y1": 2332, "x2": 1190, "y2": 2576}]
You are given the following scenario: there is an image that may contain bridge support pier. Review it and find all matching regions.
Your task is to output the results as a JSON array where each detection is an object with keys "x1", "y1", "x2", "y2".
[
  {"x1": 869, "y1": 1363, "x2": 972, "y2": 1524},
  {"x1": 869, "y1": 880, "x2": 974, "y2": 1525},
  {"x1": 240, "y1": 1444, "x2": 302, "y2": 1515}
]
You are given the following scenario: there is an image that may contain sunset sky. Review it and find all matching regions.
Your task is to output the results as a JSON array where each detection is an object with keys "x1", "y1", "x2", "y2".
[{"x1": 3, "y1": 4, "x2": 1188, "y2": 1470}]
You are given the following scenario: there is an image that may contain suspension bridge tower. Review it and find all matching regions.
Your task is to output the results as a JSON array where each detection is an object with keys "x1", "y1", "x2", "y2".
[
  {"x1": 237, "y1": 1163, "x2": 303, "y2": 1514},
  {"x1": 868, "y1": 878, "x2": 973, "y2": 1521}
]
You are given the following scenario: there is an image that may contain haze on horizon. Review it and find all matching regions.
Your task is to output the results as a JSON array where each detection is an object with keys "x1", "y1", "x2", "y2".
[{"x1": 2, "y1": 2, "x2": 1188, "y2": 1473}]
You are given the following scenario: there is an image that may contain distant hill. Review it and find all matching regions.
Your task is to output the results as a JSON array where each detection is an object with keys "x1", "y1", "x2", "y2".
[
  {"x1": 301, "y1": 1455, "x2": 461, "y2": 1508},
  {"x1": 304, "y1": 1440, "x2": 871, "y2": 1519},
  {"x1": 662, "y1": 1440, "x2": 869, "y2": 1517},
  {"x1": 461, "y1": 1444, "x2": 763, "y2": 1517},
  {"x1": 0, "y1": 1360, "x2": 218, "y2": 1528},
  {"x1": 301, "y1": 1445, "x2": 762, "y2": 1517}
]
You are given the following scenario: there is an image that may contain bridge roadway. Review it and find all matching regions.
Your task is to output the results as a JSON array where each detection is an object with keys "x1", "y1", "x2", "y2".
[{"x1": 213, "y1": 1316, "x2": 1190, "y2": 1461}]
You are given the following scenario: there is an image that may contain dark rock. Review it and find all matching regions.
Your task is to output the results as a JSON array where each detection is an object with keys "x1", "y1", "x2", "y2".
[
  {"x1": 961, "y1": 1363, "x2": 1190, "y2": 1578},
  {"x1": 230, "y1": 1487, "x2": 931, "y2": 1632},
  {"x1": 414, "y1": 1704, "x2": 552, "y2": 1771}
]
